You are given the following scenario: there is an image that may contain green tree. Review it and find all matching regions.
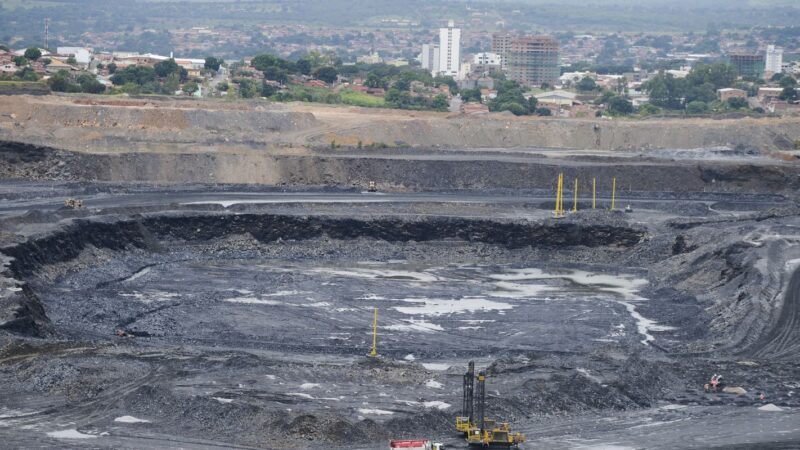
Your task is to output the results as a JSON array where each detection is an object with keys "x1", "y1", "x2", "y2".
[
  {"x1": 263, "y1": 66, "x2": 288, "y2": 84},
  {"x1": 686, "y1": 62, "x2": 735, "y2": 90},
  {"x1": 77, "y1": 73, "x2": 105, "y2": 94},
  {"x1": 217, "y1": 81, "x2": 229, "y2": 92},
  {"x1": 66, "y1": 56, "x2": 77, "y2": 65},
  {"x1": 727, "y1": 97, "x2": 747, "y2": 109},
  {"x1": 778, "y1": 75, "x2": 797, "y2": 89},
  {"x1": 365, "y1": 72, "x2": 387, "y2": 89},
  {"x1": 460, "y1": 88, "x2": 482, "y2": 103},
  {"x1": 296, "y1": 58, "x2": 312, "y2": 76},
  {"x1": 23, "y1": 47, "x2": 41, "y2": 61},
  {"x1": 204, "y1": 56, "x2": 223, "y2": 72},
  {"x1": 575, "y1": 76, "x2": 597, "y2": 92},
  {"x1": 154, "y1": 59, "x2": 186, "y2": 81},
  {"x1": 107, "y1": 63, "x2": 117, "y2": 74},
  {"x1": 535, "y1": 107, "x2": 552, "y2": 116},
  {"x1": 779, "y1": 87, "x2": 798, "y2": 102},
  {"x1": 182, "y1": 81, "x2": 199, "y2": 94},
  {"x1": 47, "y1": 70, "x2": 71, "y2": 92},
  {"x1": 261, "y1": 82, "x2": 277, "y2": 97},
  {"x1": 642, "y1": 72, "x2": 685, "y2": 109},
  {"x1": 12, "y1": 56, "x2": 27, "y2": 67},
  {"x1": 313, "y1": 66, "x2": 338, "y2": 84},
  {"x1": 607, "y1": 96, "x2": 634, "y2": 115},
  {"x1": 686, "y1": 100, "x2": 708, "y2": 114}
]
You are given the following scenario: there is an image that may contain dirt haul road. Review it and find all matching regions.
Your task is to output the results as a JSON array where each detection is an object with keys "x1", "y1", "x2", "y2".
[{"x1": 1, "y1": 95, "x2": 800, "y2": 153}]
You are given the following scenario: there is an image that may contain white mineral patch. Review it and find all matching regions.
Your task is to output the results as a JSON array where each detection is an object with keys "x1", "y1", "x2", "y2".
[
  {"x1": 125, "y1": 267, "x2": 151, "y2": 282},
  {"x1": 421, "y1": 363, "x2": 450, "y2": 371},
  {"x1": 300, "y1": 383, "x2": 320, "y2": 390},
  {"x1": 287, "y1": 393, "x2": 314, "y2": 399},
  {"x1": 758, "y1": 403, "x2": 783, "y2": 412},
  {"x1": 392, "y1": 297, "x2": 512, "y2": 316},
  {"x1": 224, "y1": 296, "x2": 281, "y2": 305},
  {"x1": 385, "y1": 320, "x2": 444, "y2": 333},
  {"x1": 488, "y1": 281, "x2": 557, "y2": 298},
  {"x1": 114, "y1": 415, "x2": 150, "y2": 423},
  {"x1": 423, "y1": 401, "x2": 451, "y2": 410},
  {"x1": 314, "y1": 268, "x2": 440, "y2": 283},
  {"x1": 46, "y1": 429, "x2": 97, "y2": 439},
  {"x1": 404, "y1": 354, "x2": 416, "y2": 361},
  {"x1": 425, "y1": 380, "x2": 443, "y2": 389},
  {"x1": 212, "y1": 397, "x2": 234, "y2": 404},
  {"x1": 263, "y1": 290, "x2": 310, "y2": 297},
  {"x1": 358, "y1": 408, "x2": 394, "y2": 415}
]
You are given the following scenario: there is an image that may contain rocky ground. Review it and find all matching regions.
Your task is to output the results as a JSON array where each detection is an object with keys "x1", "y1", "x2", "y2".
[
  {"x1": 0, "y1": 94, "x2": 798, "y2": 448},
  {"x1": 0, "y1": 181, "x2": 797, "y2": 449}
]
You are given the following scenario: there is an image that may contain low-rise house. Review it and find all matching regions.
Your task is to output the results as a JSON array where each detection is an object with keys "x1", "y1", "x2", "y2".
[
  {"x1": 535, "y1": 90, "x2": 577, "y2": 106},
  {"x1": 717, "y1": 88, "x2": 747, "y2": 101},
  {"x1": 461, "y1": 102, "x2": 490, "y2": 115},
  {"x1": 758, "y1": 87, "x2": 784, "y2": 101}
]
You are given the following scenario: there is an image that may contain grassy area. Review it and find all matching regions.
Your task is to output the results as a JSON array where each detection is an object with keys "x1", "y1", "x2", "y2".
[{"x1": 339, "y1": 89, "x2": 386, "y2": 107}]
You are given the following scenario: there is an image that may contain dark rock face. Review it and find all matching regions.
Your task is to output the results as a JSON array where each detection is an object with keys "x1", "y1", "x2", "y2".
[{"x1": 0, "y1": 212, "x2": 644, "y2": 337}]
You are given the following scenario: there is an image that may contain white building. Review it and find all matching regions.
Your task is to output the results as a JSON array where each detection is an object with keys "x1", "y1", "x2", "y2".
[
  {"x1": 357, "y1": 52, "x2": 382, "y2": 64},
  {"x1": 57, "y1": 47, "x2": 93, "y2": 65},
  {"x1": 438, "y1": 20, "x2": 461, "y2": 78},
  {"x1": 766, "y1": 45, "x2": 783, "y2": 75},
  {"x1": 421, "y1": 44, "x2": 440, "y2": 74},
  {"x1": 472, "y1": 52, "x2": 501, "y2": 67}
]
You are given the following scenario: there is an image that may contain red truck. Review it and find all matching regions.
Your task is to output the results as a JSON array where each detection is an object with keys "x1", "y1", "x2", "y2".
[{"x1": 390, "y1": 440, "x2": 445, "y2": 450}]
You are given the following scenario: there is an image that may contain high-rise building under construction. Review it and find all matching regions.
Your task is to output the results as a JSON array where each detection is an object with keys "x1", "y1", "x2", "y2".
[{"x1": 495, "y1": 35, "x2": 560, "y2": 87}]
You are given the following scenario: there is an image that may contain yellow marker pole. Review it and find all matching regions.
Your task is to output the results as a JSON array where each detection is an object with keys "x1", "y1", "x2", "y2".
[
  {"x1": 611, "y1": 177, "x2": 617, "y2": 210},
  {"x1": 572, "y1": 177, "x2": 578, "y2": 213},
  {"x1": 554, "y1": 174, "x2": 561, "y2": 216},
  {"x1": 559, "y1": 173, "x2": 565, "y2": 216},
  {"x1": 369, "y1": 307, "x2": 378, "y2": 357},
  {"x1": 592, "y1": 177, "x2": 596, "y2": 209}
]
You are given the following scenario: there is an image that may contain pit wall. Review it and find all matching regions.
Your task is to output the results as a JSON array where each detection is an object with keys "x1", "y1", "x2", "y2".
[
  {"x1": 0, "y1": 212, "x2": 643, "y2": 336},
  {"x1": 2, "y1": 141, "x2": 799, "y2": 194}
]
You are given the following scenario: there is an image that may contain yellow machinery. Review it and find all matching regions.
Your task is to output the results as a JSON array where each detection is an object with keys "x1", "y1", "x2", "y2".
[
  {"x1": 456, "y1": 363, "x2": 525, "y2": 448},
  {"x1": 455, "y1": 361, "x2": 475, "y2": 433},
  {"x1": 369, "y1": 307, "x2": 378, "y2": 357},
  {"x1": 64, "y1": 199, "x2": 83, "y2": 209}
]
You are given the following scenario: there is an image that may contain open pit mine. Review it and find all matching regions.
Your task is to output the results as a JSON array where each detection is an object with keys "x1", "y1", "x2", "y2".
[{"x1": 0, "y1": 95, "x2": 799, "y2": 449}]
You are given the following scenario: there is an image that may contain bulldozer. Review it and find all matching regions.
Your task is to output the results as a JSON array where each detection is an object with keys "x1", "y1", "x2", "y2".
[{"x1": 456, "y1": 362, "x2": 525, "y2": 448}]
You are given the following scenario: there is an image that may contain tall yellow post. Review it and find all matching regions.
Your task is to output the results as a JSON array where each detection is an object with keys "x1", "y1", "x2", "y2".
[
  {"x1": 554, "y1": 174, "x2": 561, "y2": 216},
  {"x1": 369, "y1": 308, "x2": 378, "y2": 357},
  {"x1": 611, "y1": 177, "x2": 617, "y2": 210},
  {"x1": 572, "y1": 178, "x2": 578, "y2": 212},
  {"x1": 592, "y1": 177, "x2": 596, "y2": 209},
  {"x1": 559, "y1": 173, "x2": 565, "y2": 216}
]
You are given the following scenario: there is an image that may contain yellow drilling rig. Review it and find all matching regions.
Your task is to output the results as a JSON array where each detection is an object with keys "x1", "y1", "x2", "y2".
[{"x1": 455, "y1": 362, "x2": 525, "y2": 448}]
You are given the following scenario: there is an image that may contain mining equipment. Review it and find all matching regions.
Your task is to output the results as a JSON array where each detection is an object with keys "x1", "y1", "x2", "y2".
[
  {"x1": 456, "y1": 363, "x2": 525, "y2": 448},
  {"x1": 64, "y1": 198, "x2": 83, "y2": 209},
  {"x1": 625, "y1": 204, "x2": 633, "y2": 213},
  {"x1": 367, "y1": 181, "x2": 378, "y2": 192},
  {"x1": 390, "y1": 439, "x2": 445, "y2": 450},
  {"x1": 456, "y1": 361, "x2": 476, "y2": 433}
]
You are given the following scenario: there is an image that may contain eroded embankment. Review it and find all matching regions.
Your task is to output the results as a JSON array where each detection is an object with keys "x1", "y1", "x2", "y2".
[
  {"x1": 3, "y1": 140, "x2": 800, "y2": 193},
  {"x1": 0, "y1": 212, "x2": 645, "y2": 337}
]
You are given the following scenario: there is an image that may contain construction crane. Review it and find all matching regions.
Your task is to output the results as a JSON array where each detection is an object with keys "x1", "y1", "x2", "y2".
[{"x1": 456, "y1": 363, "x2": 525, "y2": 448}]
